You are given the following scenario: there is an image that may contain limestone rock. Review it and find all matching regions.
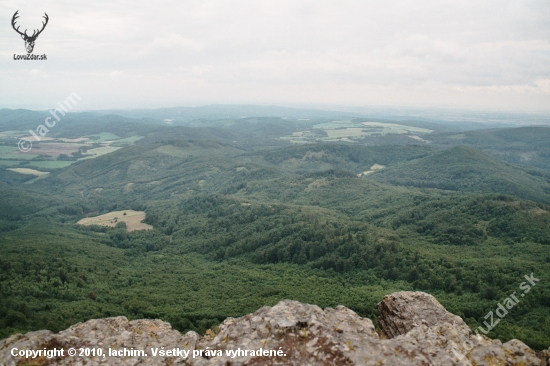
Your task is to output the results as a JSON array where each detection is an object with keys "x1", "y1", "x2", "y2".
[
  {"x1": 0, "y1": 316, "x2": 199, "y2": 365},
  {"x1": 377, "y1": 291, "x2": 541, "y2": 366},
  {"x1": 0, "y1": 291, "x2": 544, "y2": 365},
  {"x1": 377, "y1": 291, "x2": 466, "y2": 338},
  {"x1": 538, "y1": 347, "x2": 550, "y2": 366}
]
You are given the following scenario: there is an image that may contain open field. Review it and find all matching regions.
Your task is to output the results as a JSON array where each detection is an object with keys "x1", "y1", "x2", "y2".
[
  {"x1": 0, "y1": 159, "x2": 74, "y2": 169},
  {"x1": 27, "y1": 161, "x2": 75, "y2": 169},
  {"x1": 284, "y1": 120, "x2": 434, "y2": 143},
  {"x1": 0, "y1": 160, "x2": 22, "y2": 167},
  {"x1": 0, "y1": 146, "x2": 39, "y2": 160},
  {"x1": 0, "y1": 145, "x2": 38, "y2": 160},
  {"x1": 313, "y1": 120, "x2": 356, "y2": 129},
  {"x1": 76, "y1": 210, "x2": 153, "y2": 231},
  {"x1": 408, "y1": 135, "x2": 430, "y2": 143},
  {"x1": 0, "y1": 146, "x2": 20, "y2": 156},
  {"x1": 79, "y1": 146, "x2": 122, "y2": 160},
  {"x1": 6, "y1": 168, "x2": 49, "y2": 176},
  {"x1": 0, "y1": 132, "x2": 142, "y2": 169},
  {"x1": 13, "y1": 143, "x2": 81, "y2": 157},
  {"x1": 0, "y1": 131, "x2": 26, "y2": 136},
  {"x1": 361, "y1": 122, "x2": 433, "y2": 134},
  {"x1": 358, "y1": 163, "x2": 385, "y2": 177},
  {"x1": 326, "y1": 128, "x2": 370, "y2": 138}
]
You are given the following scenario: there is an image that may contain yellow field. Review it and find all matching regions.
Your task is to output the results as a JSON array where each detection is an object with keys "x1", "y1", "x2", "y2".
[
  {"x1": 370, "y1": 164, "x2": 385, "y2": 170},
  {"x1": 79, "y1": 146, "x2": 122, "y2": 160},
  {"x1": 7, "y1": 168, "x2": 49, "y2": 176},
  {"x1": 361, "y1": 122, "x2": 433, "y2": 134},
  {"x1": 358, "y1": 164, "x2": 385, "y2": 177},
  {"x1": 408, "y1": 135, "x2": 430, "y2": 143},
  {"x1": 76, "y1": 210, "x2": 153, "y2": 231}
]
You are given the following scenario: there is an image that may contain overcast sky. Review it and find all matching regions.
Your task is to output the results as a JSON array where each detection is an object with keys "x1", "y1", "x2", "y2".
[{"x1": 1, "y1": 0, "x2": 549, "y2": 112}]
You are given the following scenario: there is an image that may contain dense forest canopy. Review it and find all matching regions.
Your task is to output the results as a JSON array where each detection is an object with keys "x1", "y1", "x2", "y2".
[{"x1": 1, "y1": 108, "x2": 549, "y2": 350}]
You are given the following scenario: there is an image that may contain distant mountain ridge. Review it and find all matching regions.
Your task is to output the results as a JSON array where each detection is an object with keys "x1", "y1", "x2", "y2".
[
  {"x1": 93, "y1": 104, "x2": 366, "y2": 122},
  {"x1": 430, "y1": 126, "x2": 550, "y2": 171},
  {"x1": 370, "y1": 145, "x2": 550, "y2": 204}
]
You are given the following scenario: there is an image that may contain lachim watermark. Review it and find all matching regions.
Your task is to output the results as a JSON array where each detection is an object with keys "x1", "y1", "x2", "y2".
[
  {"x1": 18, "y1": 93, "x2": 81, "y2": 152},
  {"x1": 451, "y1": 272, "x2": 540, "y2": 365}
]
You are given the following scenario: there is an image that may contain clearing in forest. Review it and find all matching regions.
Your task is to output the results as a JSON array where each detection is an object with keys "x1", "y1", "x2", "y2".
[
  {"x1": 6, "y1": 168, "x2": 49, "y2": 176},
  {"x1": 76, "y1": 210, "x2": 153, "y2": 231},
  {"x1": 358, "y1": 164, "x2": 386, "y2": 177}
]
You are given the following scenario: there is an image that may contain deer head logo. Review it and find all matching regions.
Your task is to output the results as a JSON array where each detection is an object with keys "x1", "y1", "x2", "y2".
[{"x1": 12, "y1": 11, "x2": 49, "y2": 54}]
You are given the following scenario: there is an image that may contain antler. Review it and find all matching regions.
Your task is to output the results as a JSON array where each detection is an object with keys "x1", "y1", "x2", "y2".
[
  {"x1": 11, "y1": 11, "x2": 28, "y2": 37},
  {"x1": 11, "y1": 11, "x2": 49, "y2": 40},
  {"x1": 30, "y1": 13, "x2": 49, "y2": 39}
]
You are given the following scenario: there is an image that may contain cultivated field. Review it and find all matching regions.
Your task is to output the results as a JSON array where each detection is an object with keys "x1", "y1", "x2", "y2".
[
  {"x1": 0, "y1": 131, "x2": 143, "y2": 171},
  {"x1": 283, "y1": 120, "x2": 434, "y2": 143},
  {"x1": 76, "y1": 210, "x2": 153, "y2": 231},
  {"x1": 14, "y1": 143, "x2": 81, "y2": 157},
  {"x1": 361, "y1": 122, "x2": 433, "y2": 134},
  {"x1": 0, "y1": 146, "x2": 39, "y2": 160}
]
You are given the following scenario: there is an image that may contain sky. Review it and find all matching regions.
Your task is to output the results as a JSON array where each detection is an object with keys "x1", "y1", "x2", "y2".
[{"x1": 1, "y1": 0, "x2": 549, "y2": 112}]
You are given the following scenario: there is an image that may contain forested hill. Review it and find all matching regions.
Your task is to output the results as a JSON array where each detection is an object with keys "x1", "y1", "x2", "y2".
[
  {"x1": 429, "y1": 126, "x2": 550, "y2": 171},
  {"x1": 23, "y1": 142, "x2": 430, "y2": 201},
  {"x1": 370, "y1": 146, "x2": 550, "y2": 204}
]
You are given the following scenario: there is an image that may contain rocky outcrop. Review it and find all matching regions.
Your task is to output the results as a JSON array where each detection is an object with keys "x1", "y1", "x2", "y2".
[
  {"x1": 377, "y1": 291, "x2": 466, "y2": 338},
  {"x1": 0, "y1": 291, "x2": 544, "y2": 365},
  {"x1": 538, "y1": 349, "x2": 550, "y2": 366}
]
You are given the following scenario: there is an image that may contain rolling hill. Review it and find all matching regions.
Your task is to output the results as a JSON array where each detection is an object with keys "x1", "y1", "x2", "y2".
[
  {"x1": 430, "y1": 126, "x2": 550, "y2": 171},
  {"x1": 370, "y1": 146, "x2": 550, "y2": 204}
]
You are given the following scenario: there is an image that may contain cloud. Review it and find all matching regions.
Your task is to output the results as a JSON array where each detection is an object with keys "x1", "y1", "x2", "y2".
[
  {"x1": 140, "y1": 34, "x2": 204, "y2": 55},
  {"x1": 1, "y1": 0, "x2": 549, "y2": 111}
]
